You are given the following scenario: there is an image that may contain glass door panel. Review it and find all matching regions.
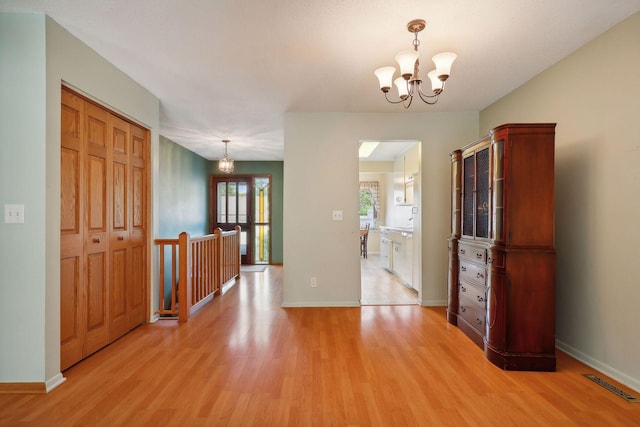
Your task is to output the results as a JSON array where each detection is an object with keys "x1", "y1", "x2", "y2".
[
  {"x1": 475, "y1": 147, "x2": 490, "y2": 239},
  {"x1": 253, "y1": 177, "x2": 270, "y2": 264},
  {"x1": 211, "y1": 175, "x2": 272, "y2": 265}
]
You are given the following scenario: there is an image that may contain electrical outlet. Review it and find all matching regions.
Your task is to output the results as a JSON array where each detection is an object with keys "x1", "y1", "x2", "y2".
[{"x1": 310, "y1": 277, "x2": 317, "y2": 287}]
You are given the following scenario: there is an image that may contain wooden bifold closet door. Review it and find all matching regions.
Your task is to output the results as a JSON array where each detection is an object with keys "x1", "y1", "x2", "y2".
[{"x1": 60, "y1": 87, "x2": 149, "y2": 371}]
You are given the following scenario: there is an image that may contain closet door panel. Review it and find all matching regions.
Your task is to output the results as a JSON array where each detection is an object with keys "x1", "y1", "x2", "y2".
[
  {"x1": 83, "y1": 103, "x2": 110, "y2": 357},
  {"x1": 129, "y1": 124, "x2": 148, "y2": 328},
  {"x1": 84, "y1": 250, "x2": 108, "y2": 356},
  {"x1": 109, "y1": 116, "x2": 131, "y2": 340},
  {"x1": 60, "y1": 90, "x2": 85, "y2": 370},
  {"x1": 60, "y1": 256, "x2": 82, "y2": 370}
]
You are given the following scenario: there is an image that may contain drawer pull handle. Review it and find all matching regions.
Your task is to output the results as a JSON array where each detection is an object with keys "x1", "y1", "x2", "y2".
[
  {"x1": 460, "y1": 249, "x2": 466, "y2": 254},
  {"x1": 461, "y1": 266, "x2": 467, "y2": 272},
  {"x1": 117, "y1": 236, "x2": 124, "y2": 241},
  {"x1": 477, "y1": 295, "x2": 484, "y2": 303},
  {"x1": 92, "y1": 237, "x2": 100, "y2": 243},
  {"x1": 477, "y1": 272, "x2": 484, "y2": 279},
  {"x1": 460, "y1": 286, "x2": 467, "y2": 293}
]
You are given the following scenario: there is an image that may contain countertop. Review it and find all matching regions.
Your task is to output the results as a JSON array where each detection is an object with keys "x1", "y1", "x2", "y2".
[{"x1": 379, "y1": 226, "x2": 413, "y2": 234}]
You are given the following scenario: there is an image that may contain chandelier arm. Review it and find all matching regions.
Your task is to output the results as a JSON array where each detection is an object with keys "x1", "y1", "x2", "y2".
[
  {"x1": 416, "y1": 86, "x2": 439, "y2": 99},
  {"x1": 416, "y1": 80, "x2": 448, "y2": 104},
  {"x1": 403, "y1": 95, "x2": 414, "y2": 109},
  {"x1": 384, "y1": 91, "x2": 411, "y2": 104},
  {"x1": 416, "y1": 91, "x2": 439, "y2": 105}
]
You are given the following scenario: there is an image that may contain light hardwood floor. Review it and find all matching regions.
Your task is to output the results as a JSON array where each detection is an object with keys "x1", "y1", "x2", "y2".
[
  {"x1": 361, "y1": 254, "x2": 418, "y2": 305},
  {"x1": 1, "y1": 266, "x2": 639, "y2": 426}
]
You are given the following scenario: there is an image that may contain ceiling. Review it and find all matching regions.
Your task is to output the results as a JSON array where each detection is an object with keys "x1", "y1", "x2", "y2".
[{"x1": 2, "y1": 1, "x2": 640, "y2": 161}]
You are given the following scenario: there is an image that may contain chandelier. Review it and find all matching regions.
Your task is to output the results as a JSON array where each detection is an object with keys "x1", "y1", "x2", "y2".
[
  {"x1": 218, "y1": 139, "x2": 234, "y2": 173},
  {"x1": 374, "y1": 19, "x2": 456, "y2": 108}
]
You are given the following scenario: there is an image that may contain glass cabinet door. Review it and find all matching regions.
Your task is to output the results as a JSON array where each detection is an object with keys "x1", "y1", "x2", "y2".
[
  {"x1": 462, "y1": 155, "x2": 475, "y2": 237},
  {"x1": 461, "y1": 145, "x2": 491, "y2": 239},
  {"x1": 475, "y1": 147, "x2": 490, "y2": 239}
]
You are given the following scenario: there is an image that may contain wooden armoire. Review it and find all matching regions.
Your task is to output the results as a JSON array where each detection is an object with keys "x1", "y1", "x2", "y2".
[
  {"x1": 447, "y1": 123, "x2": 556, "y2": 371},
  {"x1": 60, "y1": 87, "x2": 149, "y2": 370}
]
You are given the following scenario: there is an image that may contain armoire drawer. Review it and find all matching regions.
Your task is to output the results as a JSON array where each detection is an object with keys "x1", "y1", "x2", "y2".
[
  {"x1": 459, "y1": 260, "x2": 487, "y2": 286},
  {"x1": 458, "y1": 282, "x2": 486, "y2": 308},
  {"x1": 458, "y1": 296, "x2": 486, "y2": 334},
  {"x1": 458, "y1": 243, "x2": 487, "y2": 264}
]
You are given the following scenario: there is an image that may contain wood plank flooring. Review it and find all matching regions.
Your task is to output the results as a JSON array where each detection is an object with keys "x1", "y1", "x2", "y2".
[
  {"x1": 1, "y1": 266, "x2": 639, "y2": 426},
  {"x1": 360, "y1": 254, "x2": 418, "y2": 305}
]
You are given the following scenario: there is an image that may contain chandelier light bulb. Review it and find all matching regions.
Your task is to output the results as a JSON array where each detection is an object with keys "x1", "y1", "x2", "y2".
[
  {"x1": 427, "y1": 70, "x2": 444, "y2": 94},
  {"x1": 374, "y1": 66, "x2": 396, "y2": 92},
  {"x1": 395, "y1": 49, "x2": 419, "y2": 79},
  {"x1": 394, "y1": 77, "x2": 409, "y2": 99},
  {"x1": 432, "y1": 52, "x2": 457, "y2": 80}
]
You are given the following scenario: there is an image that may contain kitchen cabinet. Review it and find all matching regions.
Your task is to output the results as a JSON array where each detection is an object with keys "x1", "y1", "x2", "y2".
[
  {"x1": 393, "y1": 233, "x2": 412, "y2": 287},
  {"x1": 380, "y1": 236, "x2": 392, "y2": 270},
  {"x1": 380, "y1": 227, "x2": 413, "y2": 288}
]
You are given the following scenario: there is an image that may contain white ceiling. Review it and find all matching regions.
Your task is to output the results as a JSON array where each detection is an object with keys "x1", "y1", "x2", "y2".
[{"x1": 2, "y1": 0, "x2": 640, "y2": 161}]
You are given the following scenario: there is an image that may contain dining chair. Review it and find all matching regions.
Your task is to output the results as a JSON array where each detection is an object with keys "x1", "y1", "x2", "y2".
[{"x1": 360, "y1": 223, "x2": 370, "y2": 258}]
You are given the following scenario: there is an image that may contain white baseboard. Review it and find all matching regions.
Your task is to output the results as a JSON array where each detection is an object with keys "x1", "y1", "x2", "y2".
[
  {"x1": 419, "y1": 299, "x2": 447, "y2": 307},
  {"x1": 556, "y1": 339, "x2": 640, "y2": 393},
  {"x1": 46, "y1": 373, "x2": 66, "y2": 393}
]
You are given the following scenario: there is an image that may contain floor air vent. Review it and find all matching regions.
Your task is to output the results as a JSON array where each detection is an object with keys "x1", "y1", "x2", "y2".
[{"x1": 583, "y1": 374, "x2": 640, "y2": 403}]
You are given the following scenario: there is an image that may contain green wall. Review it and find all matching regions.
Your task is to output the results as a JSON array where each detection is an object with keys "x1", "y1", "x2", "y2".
[
  {"x1": 0, "y1": 13, "x2": 48, "y2": 383},
  {"x1": 158, "y1": 136, "x2": 210, "y2": 238},
  {"x1": 158, "y1": 138, "x2": 284, "y2": 264},
  {"x1": 210, "y1": 161, "x2": 284, "y2": 264}
]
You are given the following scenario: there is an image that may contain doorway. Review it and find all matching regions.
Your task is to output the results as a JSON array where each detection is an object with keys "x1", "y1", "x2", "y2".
[
  {"x1": 210, "y1": 174, "x2": 272, "y2": 264},
  {"x1": 359, "y1": 140, "x2": 421, "y2": 305}
]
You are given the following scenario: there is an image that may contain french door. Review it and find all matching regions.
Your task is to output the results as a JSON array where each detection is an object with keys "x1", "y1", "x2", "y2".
[{"x1": 210, "y1": 175, "x2": 271, "y2": 265}]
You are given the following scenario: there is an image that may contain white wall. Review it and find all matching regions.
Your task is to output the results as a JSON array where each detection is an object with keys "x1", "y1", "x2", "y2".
[
  {"x1": 480, "y1": 12, "x2": 640, "y2": 391},
  {"x1": 283, "y1": 112, "x2": 477, "y2": 307},
  {"x1": 0, "y1": 13, "x2": 160, "y2": 388}
]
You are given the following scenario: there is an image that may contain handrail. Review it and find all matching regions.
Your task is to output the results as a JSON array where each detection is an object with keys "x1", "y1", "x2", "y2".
[{"x1": 154, "y1": 226, "x2": 241, "y2": 322}]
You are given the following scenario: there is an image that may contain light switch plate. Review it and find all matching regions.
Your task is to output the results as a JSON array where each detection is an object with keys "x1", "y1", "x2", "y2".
[
  {"x1": 332, "y1": 210, "x2": 343, "y2": 221},
  {"x1": 5, "y1": 204, "x2": 25, "y2": 224}
]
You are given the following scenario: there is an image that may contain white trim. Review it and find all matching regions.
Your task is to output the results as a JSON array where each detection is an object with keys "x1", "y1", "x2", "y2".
[
  {"x1": 45, "y1": 373, "x2": 66, "y2": 393},
  {"x1": 419, "y1": 299, "x2": 447, "y2": 307},
  {"x1": 556, "y1": 339, "x2": 640, "y2": 393}
]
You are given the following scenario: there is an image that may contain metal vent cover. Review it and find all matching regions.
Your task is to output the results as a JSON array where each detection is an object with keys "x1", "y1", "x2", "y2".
[{"x1": 583, "y1": 374, "x2": 640, "y2": 403}]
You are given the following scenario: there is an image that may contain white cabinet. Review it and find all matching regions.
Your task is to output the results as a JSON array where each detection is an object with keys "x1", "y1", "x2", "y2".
[
  {"x1": 393, "y1": 233, "x2": 413, "y2": 287},
  {"x1": 380, "y1": 237, "x2": 392, "y2": 271},
  {"x1": 380, "y1": 228, "x2": 413, "y2": 288}
]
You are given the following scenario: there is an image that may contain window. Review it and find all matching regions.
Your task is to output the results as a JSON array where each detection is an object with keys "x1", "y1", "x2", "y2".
[{"x1": 359, "y1": 181, "x2": 379, "y2": 229}]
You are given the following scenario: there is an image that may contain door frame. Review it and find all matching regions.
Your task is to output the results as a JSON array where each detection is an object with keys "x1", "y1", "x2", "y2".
[{"x1": 209, "y1": 174, "x2": 273, "y2": 265}]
